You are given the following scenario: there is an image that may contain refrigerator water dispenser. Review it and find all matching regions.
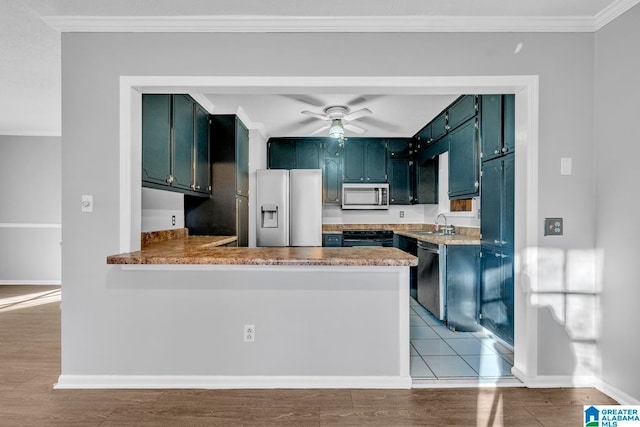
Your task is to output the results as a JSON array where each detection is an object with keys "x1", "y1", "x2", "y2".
[{"x1": 261, "y1": 204, "x2": 278, "y2": 228}]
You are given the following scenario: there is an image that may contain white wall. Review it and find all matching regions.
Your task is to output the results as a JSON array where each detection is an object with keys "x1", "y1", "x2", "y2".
[
  {"x1": 323, "y1": 204, "x2": 427, "y2": 225},
  {"x1": 595, "y1": 4, "x2": 640, "y2": 403},
  {"x1": 61, "y1": 31, "x2": 596, "y2": 383},
  {"x1": 0, "y1": 135, "x2": 61, "y2": 283}
]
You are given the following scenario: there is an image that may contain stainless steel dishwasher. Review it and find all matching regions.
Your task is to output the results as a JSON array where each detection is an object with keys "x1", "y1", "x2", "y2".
[{"x1": 417, "y1": 241, "x2": 445, "y2": 320}]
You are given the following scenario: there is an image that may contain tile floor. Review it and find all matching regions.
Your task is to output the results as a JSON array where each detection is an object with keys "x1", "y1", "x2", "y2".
[{"x1": 410, "y1": 297, "x2": 515, "y2": 379}]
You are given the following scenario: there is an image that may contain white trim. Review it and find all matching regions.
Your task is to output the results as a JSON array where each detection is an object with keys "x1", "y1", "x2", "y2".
[
  {"x1": 594, "y1": 0, "x2": 640, "y2": 30},
  {"x1": 412, "y1": 378, "x2": 524, "y2": 388},
  {"x1": 43, "y1": 14, "x2": 601, "y2": 33},
  {"x1": 0, "y1": 223, "x2": 61, "y2": 229},
  {"x1": 596, "y1": 379, "x2": 640, "y2": 405},
  {"x1": 235, "y1": 106, "x2": 267, "y2": 141},
  {"x1": 512, "y1": 366, "x2": 597, "y2": 388},
  {"x1": 0, "y1": 280, "x2": 61, "y2": 285},
  {"x1": 55, "y1": 375, "x2": 412, "y2": 390},
  {"x1": 0, "y1": 130, "x2": 62, "y2": 137},
  {"x1": 118, "y1": 75, "x2": 539, "y2": 384}
]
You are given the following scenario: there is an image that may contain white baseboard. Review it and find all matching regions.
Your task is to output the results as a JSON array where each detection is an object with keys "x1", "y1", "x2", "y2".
[
  {"x1": 0, "y1": 280, "x2": 61, "y2": 285},
  {"x1": 595, "y1": 379, "x2": 640, "y2": 405},
  {"x1": 512, "y1": 366, "x2": 596, "y2": 388},
  {"x1": 55, "y1": 375, "x2": 412, "y2": 390}
]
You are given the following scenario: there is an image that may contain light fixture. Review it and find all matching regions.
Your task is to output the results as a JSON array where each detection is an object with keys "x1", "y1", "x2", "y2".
[{"x1": 329, "y1": 119, "x2": 344, "y2": 139}]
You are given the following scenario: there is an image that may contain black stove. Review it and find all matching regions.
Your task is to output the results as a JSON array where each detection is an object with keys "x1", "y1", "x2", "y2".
[{"x1": 342, "y1": 230, "x2": 394, "y2": 247}]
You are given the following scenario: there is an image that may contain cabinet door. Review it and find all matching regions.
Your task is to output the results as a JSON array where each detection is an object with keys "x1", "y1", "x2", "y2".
[
  {"x1": 343, "y1": 140, "x2": 365, "y2": 182},
  {"x1": 480, "y1": 157, "x2": 502, "y2": 247},
  {"x1": 142, "y1": 94, "x2": 172, "y2": 186},
  {"x1": 480, "y1": 95, "x2": 503, "y2": 161},
  {"x1": 448, "y1": 118, "x2": 479, "y2": 199},
  {"x1": 364, "y1": 140, "x2": 387, "y2": 182},
  {"x1": 194, "y1": 104, "x2": 210, "y2": 193},
  {"x1": 236, "y1": 195, "x2": 248, "y2": 247},
  {"x1": 503, "y1": 94, "x2": 515, "y2": 155},
  {"x1": 387, "y1": 139, "x2": 410, "y2": 158},
  {"x1": 235, "y1": 119, "x2": 249, "y2": 197},
  {"x1": 480, "y1": 246, "x2": 513, "y2": 345},
  {"x1": 388, "y1": 158, "x2": 411, "y2": 204},
  {"x1": 416, "y1": 123, "x2": 431, "y2": 151},
  {"x1": 323, "y1": 156, "x2": 342, "y2": 204},
  {"x1": 446, "y1": 245, "x2": 481, "y2": 332},
  {"x1": 172, "y1": 94, "x2": 195, "y2": 191},
  {"x1": 431, "y1": 112, "x2": 448, "y2": 141},
  {"x1": 414, "y1": 156, "x2": 438, "y2": 204},
  {"x1": 502, "y1": 153, "x2": 515, "y2": 249},
  {"x1": 296, "y1": 139, "x2": 322, "y2": 169},
  {"x1": 268, "y1": 139, "x2": 296, "y2": 169},
  {"x1": 448, "y1": 95, "x2": 477, "y2": 131}
]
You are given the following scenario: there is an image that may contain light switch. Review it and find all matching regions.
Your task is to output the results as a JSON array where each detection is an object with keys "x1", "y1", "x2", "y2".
[
  {"x1": 81, "y1": 195, "x2": 93, "y2": 213},
  {"x1": 544, "y1": 217, "x2": 563, "y2": 236},
  {"x1": 560, "y1": 157, "x2": 572, "y2": 176}
]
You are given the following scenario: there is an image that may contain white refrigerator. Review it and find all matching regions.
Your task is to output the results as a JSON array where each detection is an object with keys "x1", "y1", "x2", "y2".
[{"x1": 256, "y1": 169, "x2": 322, "y2": 247}]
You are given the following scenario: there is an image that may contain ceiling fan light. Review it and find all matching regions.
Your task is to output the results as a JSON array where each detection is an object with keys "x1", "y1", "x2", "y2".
[{"x1": 329, "y1": 119, "x2": 344, "y2": 138}]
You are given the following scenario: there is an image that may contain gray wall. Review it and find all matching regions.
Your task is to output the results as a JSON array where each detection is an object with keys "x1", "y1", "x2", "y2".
[
  {"x1": 595, "y1": 4, "x2": 640, "y2": 401},
  {"x1": 0, "y1": 135, "x2": 61, "y2": 283},
  {"x1": 61, "y1": 32, "x2": 596, "y2": 380}
]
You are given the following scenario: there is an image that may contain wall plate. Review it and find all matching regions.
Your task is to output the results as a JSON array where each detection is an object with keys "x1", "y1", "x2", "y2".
[{"x1": 544, "y1": 217, "x2": 563, "y2": 236}]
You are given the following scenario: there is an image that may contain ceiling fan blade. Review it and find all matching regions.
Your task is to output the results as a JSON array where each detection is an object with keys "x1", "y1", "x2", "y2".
[
  {"x1": 310, "y1": 124, "x2": 331, "y2": 135},
  {"x1": 301, "y1": 110, "x2": 330, "y2": 121},
  {"x1": 343, "y1": 108, "x2": 372, "y2": 121},
  {"x1": 344, "y1": 123, "x2": 366, "y2": 134}
]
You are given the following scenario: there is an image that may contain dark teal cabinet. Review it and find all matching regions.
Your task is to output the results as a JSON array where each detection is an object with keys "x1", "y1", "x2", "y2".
[
  {"x1": 480, "y1": 153, "x2": 514, "y2": 345},
  {"x1": 142, "y1": 94, "x2": 209, "y2": 197},
  {"x1": 415, "y1": 123, "x2": 432, "y2": 151},
  {"x1": 480, "y1": 245, "x2": 514, "y2": 345},
  {"x1": 343, "y1": 139, "x2": 387, "y2": 183},
  {"x1": 171, "y1": 94, "x2": 195, "y2": 191},
  {"x1": 322, "y1": 139, "x2": 343, "y2": 204},
  {"x1": 481, "y1": 94, "x2": 515, "y2": 161},
  {"x1": 431, "y1": 112, "x2": 447, "y2": 141},
  {"x1": 267, "y1": 138, "x2": 322, "y2": 170},
  {"x1": 268, "y1": 139, "x2": 296, "y2": 169},
  {"x1": 387, "y1": 139, "x2": 413, "y2": 204},
  {"x1": 323, "y1": 233, "x2": 343, "y2": 247},
  {"x1": 446, "y1": 245, "x2": 481, "y2": 332},
  {"x1": 194, "y1": 104, "x2": 210, "y2": 193},
  {"x1": 447, "y1": 95, "x2": 478, "y2": 132},
  {"x1": 448, "y1": 118, "x2": 479, "y2": 199},
  {"x1": 142, "y1": 94, "x2": 172, "y2": 186},
  {"x1": 185, "y1": 114, "x2": 249, "y2": 246}
]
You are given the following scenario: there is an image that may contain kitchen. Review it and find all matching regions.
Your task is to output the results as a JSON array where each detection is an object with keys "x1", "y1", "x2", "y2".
[{"x1": 105, "y1": 89, "x2": 512, "y2": 384}]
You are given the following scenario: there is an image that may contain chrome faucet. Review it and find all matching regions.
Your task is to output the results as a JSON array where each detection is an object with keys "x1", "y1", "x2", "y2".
[{"x1": 434, "y1": 213, "x2": 447, "y2": 233}]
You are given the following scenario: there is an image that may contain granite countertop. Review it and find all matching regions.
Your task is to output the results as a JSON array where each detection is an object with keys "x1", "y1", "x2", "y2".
[
  {"x1": 107, "y1": 236, "x2": 417, "y2": 267},
  {"x1": 322, "y1": 224, "x2": 481, "y2": 245}
]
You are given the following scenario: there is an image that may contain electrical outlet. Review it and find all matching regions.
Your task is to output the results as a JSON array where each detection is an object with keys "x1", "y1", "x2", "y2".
[
  {"x1": 171, "y1": 215, "x2": 176, "y2": 226},
  {"x1": 81, "y1": 195, "x2": 93, "y2": 213},
  {"x1": 243, "y1": 324, "x2": 255, "y2": 342},
  {"x1": 544, "y1": 217, "x2": 563, "y2": 236},
  {"x1": 399, "y1": 211, "x2": 405, "y2": 218}
]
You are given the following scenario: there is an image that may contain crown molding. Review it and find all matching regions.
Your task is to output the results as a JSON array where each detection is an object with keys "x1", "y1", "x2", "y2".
[
  {"x1": 43, "y1": 14, "x2": 600, "y2": 33},
  {"x1": 594, "y1": 0, "x2": 640, "y2": 30}
]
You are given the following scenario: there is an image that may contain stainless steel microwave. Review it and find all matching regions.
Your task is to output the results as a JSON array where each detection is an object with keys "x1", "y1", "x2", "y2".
[{"x1": 342, "y1": 183, "x2": 390, "y2": 210}]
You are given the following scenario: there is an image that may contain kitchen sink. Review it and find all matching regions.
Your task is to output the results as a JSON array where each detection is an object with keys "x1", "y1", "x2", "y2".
[{"x1": 413, "y1": 230, "x2": 453, "y2": 236}]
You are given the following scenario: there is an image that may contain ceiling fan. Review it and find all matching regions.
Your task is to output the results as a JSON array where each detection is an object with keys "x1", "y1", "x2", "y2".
[{"x1": 301, "y1": 105, "x2": 372, "y2": 138}]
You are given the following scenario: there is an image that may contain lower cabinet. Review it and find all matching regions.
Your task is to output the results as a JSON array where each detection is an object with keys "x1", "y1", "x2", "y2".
[
  {"x1": 445, "y1": 245, "x2": 481, "y2": 332},
  {"x1": 479, "y1": 245, "x2": 514, "y2": 345},
  {"x1": 322, "y1": 233, "x2": 343, "y2": 247},
  {"x1": 394, "y1": 234, "x2": 418, "y2": 299}
]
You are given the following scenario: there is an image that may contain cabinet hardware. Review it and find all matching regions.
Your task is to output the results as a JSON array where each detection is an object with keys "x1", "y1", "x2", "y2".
[
  {"x1": 474, "y1": 181, "x2": 479, "y2": 188},
  {"x1": 502, "y1": 147, "x2": 509, "y2": 153},
  {"x1": 494, "y1": 150, "x2": 500, "y2": 154},
  {"x1": 494, "y1": 240, "x2": 501, "y2": 245},
  {"x1": 196, "y1": 185, "x2": 201, "y2": 190},
  {"x1": 495, "y1": 252, "x2": 501, "y2": 258},
  {"x1": 500, "y1": 253, "x2": 508, "y2": 259}
]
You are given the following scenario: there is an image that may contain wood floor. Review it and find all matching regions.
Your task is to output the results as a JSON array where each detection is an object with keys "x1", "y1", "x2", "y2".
[{"x1": 0, "y1": 285, "x2": 617, "y2": 426}]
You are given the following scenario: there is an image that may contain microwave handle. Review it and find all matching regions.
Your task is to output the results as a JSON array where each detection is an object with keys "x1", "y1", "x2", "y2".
[{"x1": 378, "y1": 188, "x2": 382, "y2": 205}]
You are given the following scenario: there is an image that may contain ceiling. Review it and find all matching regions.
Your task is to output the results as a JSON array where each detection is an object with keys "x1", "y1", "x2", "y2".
[{"x1": 1, "y1": 0, "x2": 636, "y2": 136}]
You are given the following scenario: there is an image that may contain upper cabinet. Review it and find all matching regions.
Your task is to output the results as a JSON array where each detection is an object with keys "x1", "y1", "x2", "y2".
[
  {"x1": 142, "y1": 94, "x2": 210, "y2": 197},
  {"x1": 386, "y1": 139, "x2": 413, "y2": 204},
  {"x1": 447, "y1": 95, "x2": 478, "y2": 131},
  {"x1": 448, "y1": 118, "x2": 479, "y2": 199},
  {"x1": 211, "y1": 115, "x2": 249, "y2": 198},
  {"x1": 480, "y1": 94, "x2": 515, "y2": 162},
  {"x1": 343, "y1": 139, "x2": 387, "y2": 183}
]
